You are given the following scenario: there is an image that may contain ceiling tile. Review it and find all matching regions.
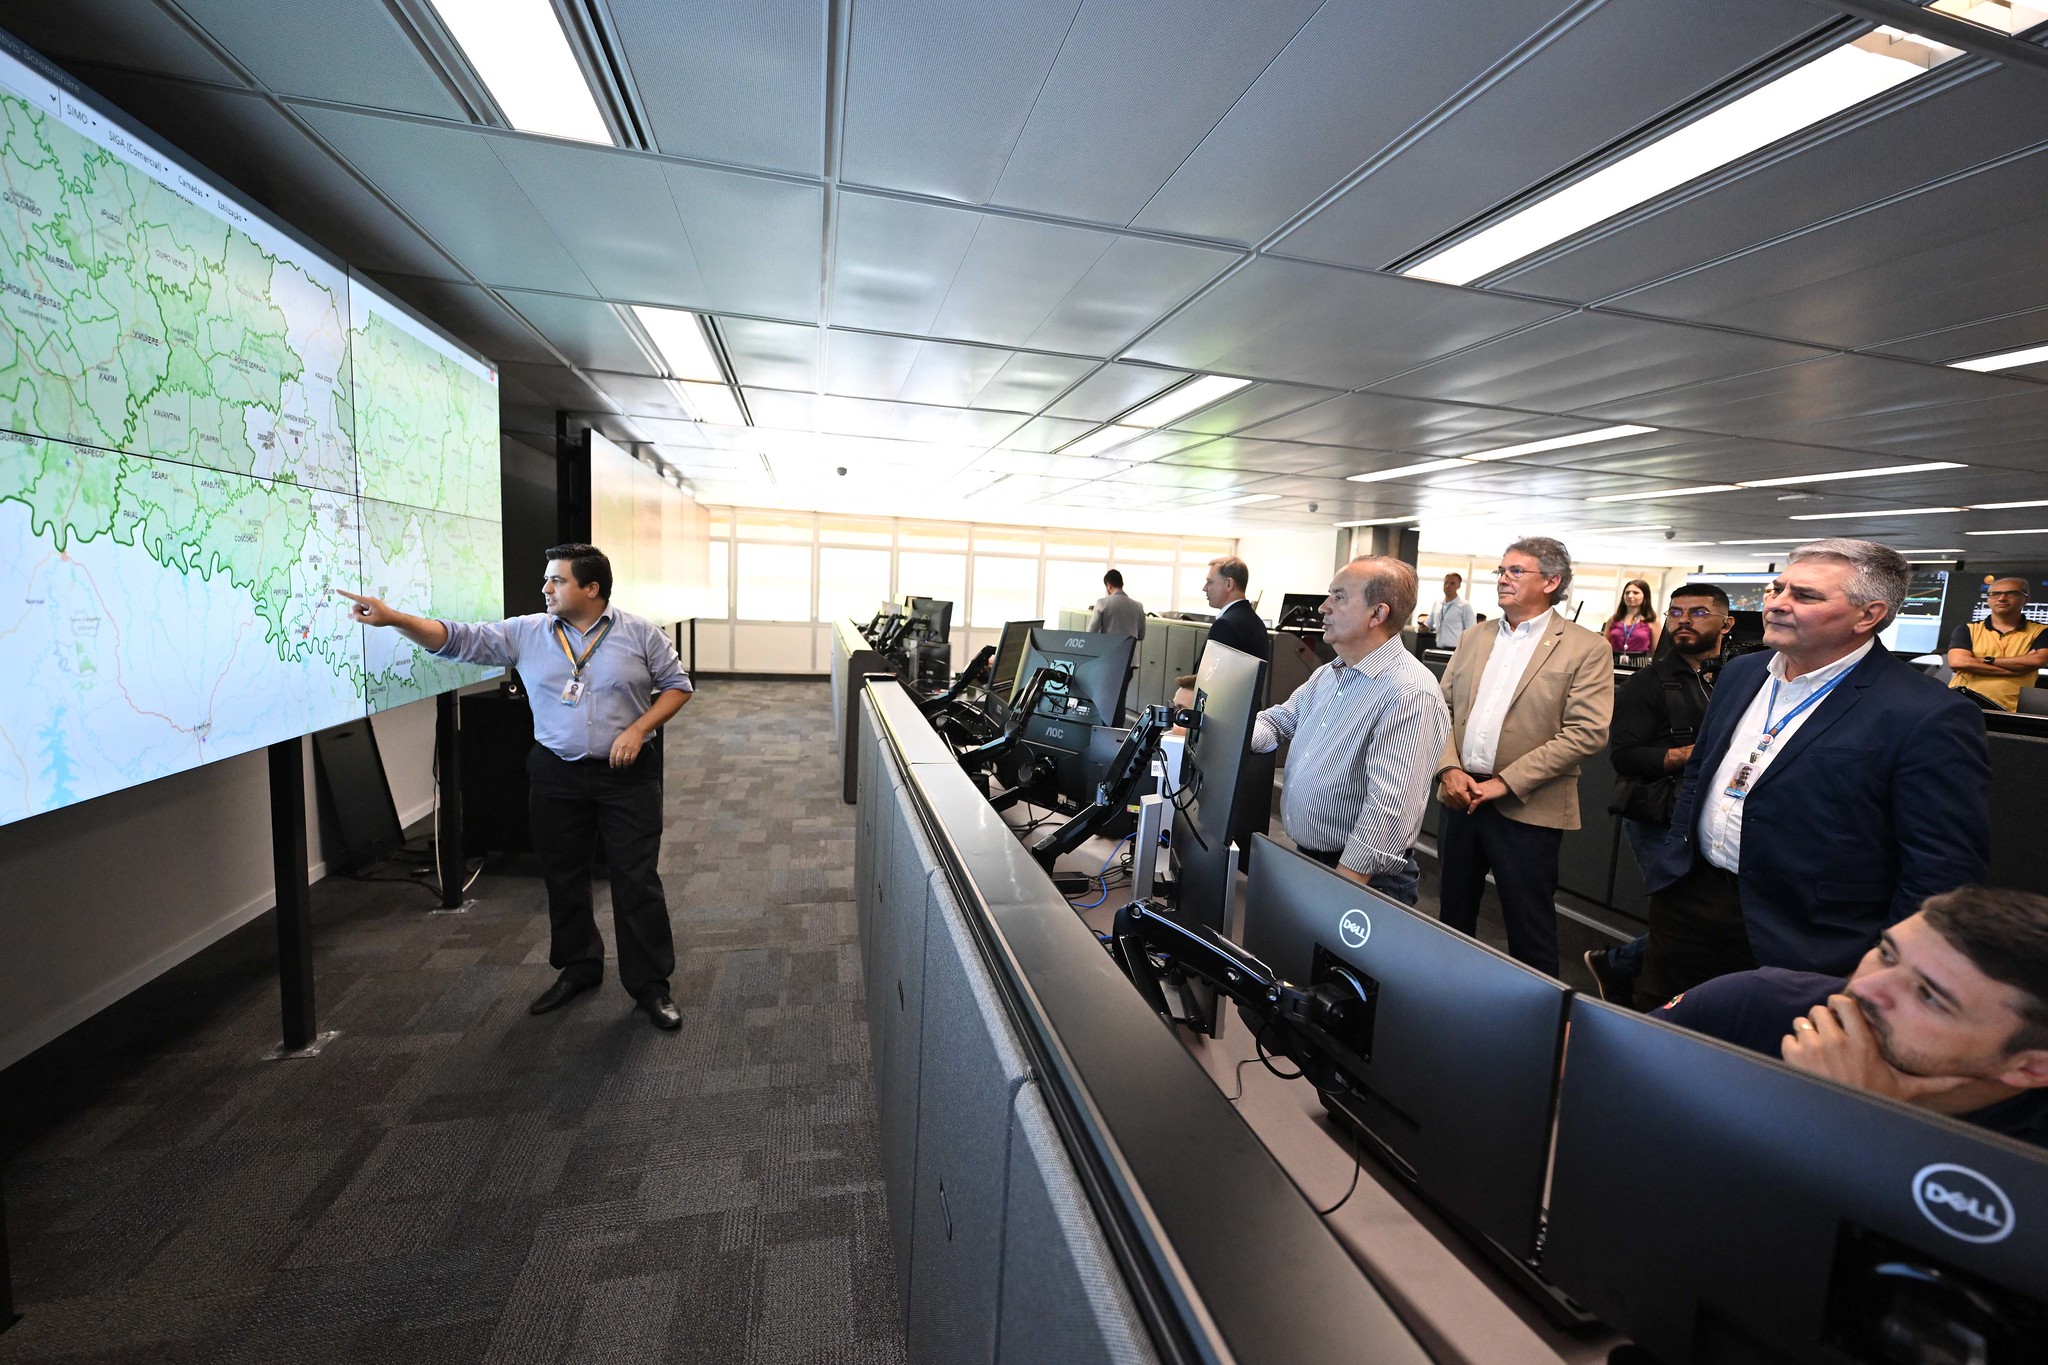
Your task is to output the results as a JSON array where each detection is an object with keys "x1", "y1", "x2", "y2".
[
  {"x1": 1126, "y1": 258, "x2": 1565, "y2": 387},
  {"x1": 829, "y1": 193, "x2": 982, "y2": 334},
  {"x1": 608, "y1": 0, "x2": 824, "y2": 173},
  {"x1": 498, "y1": 292, "x2": 654, "y2": 374},
  {"x1": 1131, "y1": 0, "x2": 1574, "y2": 244},
  {"x1": 70, "y1": 68, "x2": 455, "y2": 278},
  {"x1": 1157, "y1": 437, "x2": 1355, "y2": 474},
  {"x1": 1609, "y1": 146, "x2": 2048, "y2": 350},
  {"x1": 986, "y1": 0, "x2": 1320, "y2": 224},
  {"x1": 1240, "y1": 390, "x2": 1535, "y2": 452},
  {"x1": 178, "y1": 0, "x2": 465, "y2": 118},
  {"x1": 927, "y1": 214, "x2": 1119, "y2": 346},
  {"x1": 1276, "y1": 0, "x2": 1832, "y2": 270},
  {"x1": 659, "y1": 162, "x2": 823, "y2": 320},
  {"x1": 719, "y1": 318, "x2": 820, "y2": 390},
  {"x1": 498, "y1": 360, "x2": 606, "y2": 410},
  {"x1": 991, "y1": 414, "x2": 1101, "y2": 453},
  {"x1": 973, "y1": 350, "x2": 1099, "y2": 410},
  {"x1": 589, "y1": 372, "x2": 696, "y2": 421},
  {"x1": 1025, "y1": 235, "x2": 1238, "y2": 355},
  {"x1": 362, "y1": 274, "x2": 556, "y2": 366},
  {"x1": 1043, "y1": 364, "x2": 1190, "y2": 421},
  {"x1": 1161, "y1": 381, "x2": 1339, "y2": 438},
  {"x1": 1373, "y1": 311, "x2": 1831, "y2": 412},
  {"x1": 840, "y1": 0, "x2": 1080, "y2": 202},
  {"x1": 301, "y1": 107, "x2": 596, "y2": 293}
]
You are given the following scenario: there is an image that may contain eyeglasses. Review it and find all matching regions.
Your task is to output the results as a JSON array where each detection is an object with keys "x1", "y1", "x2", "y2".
[
  {"x1": 1493, "y1": 565, "x2": 1536, "y2": 579},
  {"x1": 1665, "y1": 606, "x2": 1723, "y2": 621},
  {"x1": 1987, "y1": 590, "x2": 2028, "y2": 598}
]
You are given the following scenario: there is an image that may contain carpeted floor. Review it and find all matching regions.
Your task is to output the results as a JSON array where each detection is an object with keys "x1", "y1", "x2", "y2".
[{"x1": 0, "y1": 679, "x2": 904, "y2": 1365}]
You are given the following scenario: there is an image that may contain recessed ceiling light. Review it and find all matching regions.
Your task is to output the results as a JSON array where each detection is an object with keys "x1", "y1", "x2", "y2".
[
  {"x1": 1787, "y1": 506, "x2": 1964, "y2": 520},
  {"x1": 1584, "y1": 523, "x2": 1673, "y2": 534},
  {"x1": 669, "y1": 380, "x2": 744, "y2": 426},
  {"x1": 1971, "y1": 499, "x2": 2048, "y2": 509},
  {"x1": 1966, "y1": 526, "x2": 2048, "y2": 536},
  {"x1": 1402, "y1": 34, "x2": 1953, "y2": 285},
  {"x1": 1346, "y1": 458, "x2": 1469, "y2": 484},
  {"x1": 427, "y1": 0, "x2": 614, "y2": 144},
  {"x1": 1061, "y1": 425, "x2": 1146, "y2": 459},
  {"x1": 632, "y1": 305, "x2": 724, "y2": 382},
  {"x1": 1739, "y1": 460, "x2": 1966, "y2": 487},
  {"x1": 1122, "y1": 374, "x2": 1251, "y2": 429},
  {"x1": 1208, "y1": 492, "x2": 1281, "y2": 509},
  {"x1": 1586, "y1": 484, "x2": 1741, "y2": 503},
  {"x1": 1951, "y1": 342, "x2": 2048, "y2": 373},
  {"x1": 1720, "y1": 538, "x2": 1803, "y2": 544},
  {"x1": 1460, "y1": 424, "x2": 1656, "y2": 461}
]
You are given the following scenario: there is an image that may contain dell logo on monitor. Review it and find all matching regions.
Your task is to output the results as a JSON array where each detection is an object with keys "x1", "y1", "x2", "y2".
[
  {"x1": 1338, "y1": 908, "x2": 1371, "y2": 950},
  {"x1": 1912, "y1": 1163, "x2": 2016, "y2": 1244}
]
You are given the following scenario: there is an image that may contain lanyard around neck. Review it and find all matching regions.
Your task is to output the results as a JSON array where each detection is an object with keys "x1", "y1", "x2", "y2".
[
  {"x1": 1762, "y1": 666, "x2": 1850, "y2": 740},
  {"x1": 553, "y1": 616, "x2": 614, "y2": 679}
]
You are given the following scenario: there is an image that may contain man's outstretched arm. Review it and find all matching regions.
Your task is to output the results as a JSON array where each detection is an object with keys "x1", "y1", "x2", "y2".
[{"x1": 335, "y1": 588, "x2": 450, "y2": 653}]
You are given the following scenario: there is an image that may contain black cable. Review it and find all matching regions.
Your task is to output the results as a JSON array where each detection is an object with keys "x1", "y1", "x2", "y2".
[
  {"x1": 1254, "y1": 1028, "x2": 1305, "y2": 1081},
  {"x1": 1315, "y1": 1116, "x2": 1365, "y2": 1217}
]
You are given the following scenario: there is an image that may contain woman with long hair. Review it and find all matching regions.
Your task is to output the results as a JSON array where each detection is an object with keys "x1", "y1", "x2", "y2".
[{"x1": 1607, "y1": 578, "x2": 1659, "y2": 663}]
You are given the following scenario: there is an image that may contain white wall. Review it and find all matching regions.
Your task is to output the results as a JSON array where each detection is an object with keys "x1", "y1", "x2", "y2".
[
  {"x1": 0, "y1": 696, "x2": 437, "y2": 1070},
  {"x1": 1235, "y1": 525, "x2": 1346, "y2": 611}
]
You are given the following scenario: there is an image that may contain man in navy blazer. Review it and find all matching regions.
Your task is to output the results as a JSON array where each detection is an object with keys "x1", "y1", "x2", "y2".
[{"x1": 1634, "y1": 538, "x2": 1989, "y2": 1009}]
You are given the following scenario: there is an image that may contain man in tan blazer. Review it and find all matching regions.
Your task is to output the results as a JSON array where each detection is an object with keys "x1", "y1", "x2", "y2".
[{"x1": 1435, "y1": 537, "x2": 1613, "y2": 976}]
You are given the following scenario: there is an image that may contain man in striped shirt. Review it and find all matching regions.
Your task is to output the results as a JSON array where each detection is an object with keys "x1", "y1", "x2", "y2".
[{"x1": 1250, "y1": 557, "x2": 1450, "y2": 906}]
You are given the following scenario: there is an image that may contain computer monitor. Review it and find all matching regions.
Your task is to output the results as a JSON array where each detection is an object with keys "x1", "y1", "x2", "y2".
[
  {"x1": 1880, "y1": 568, "x2": 1950, "y2": 655},
  {"x1": 1169, "y1": 639, "x2": 1267, "y2": 934},
  {"x1": 991, "y1": 619, "x2": 1041, "y2": 698},
  {"x1": 1014, "y1": 627, "x2": 1135, "y2": 730},
  {"x1": 1278, "y1": 591, "x2": 1326, "y2": 632},
  {"x1": 1240, "y1": 836, "x2": 1571, "y2": 1265},
  {"x1": 1545, "y1": 999, "x2": 2048, "y2": 1364},
  {"x1": 904, "y1": 596, "x2": 952, "y2": 642}
]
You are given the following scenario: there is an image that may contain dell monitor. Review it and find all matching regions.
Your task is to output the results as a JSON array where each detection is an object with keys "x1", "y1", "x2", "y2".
[
  {"x1": 990, "y1": 619, "x2": 1041, "y2": 699},
  {"x1": 1241, "y1": 836, "x2": 1572, "y2": 1266},
  {"x1": 1168, "y1": 639, "x2": 1268, "y2": 934},
  {"x1": 1545, "y1": 998, "x2": 2048, "y2": 1364}
]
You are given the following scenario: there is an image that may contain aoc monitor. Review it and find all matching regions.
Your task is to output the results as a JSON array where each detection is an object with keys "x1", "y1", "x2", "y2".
[
  {"x1": 1015, "y1": 627, "x2": 1136, "y2": 731},
  {"x1": 990, "y1": 619, "x2": 1042, "y2": 699},
  {"x1": 1168, "y1": 639, "x2": 1267, "y2": 935},
  {"x1": 1545, "y1": 998, "x2": 2048, "y2": 1365},
  {"x1": 1240, "y1": 837, "x2": 1571, "y2": 1265}
]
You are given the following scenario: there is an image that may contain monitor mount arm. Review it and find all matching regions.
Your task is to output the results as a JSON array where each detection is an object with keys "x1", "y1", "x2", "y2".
[
  {"x1": 955, "y1": 665, "x2": 1058, "y2": 777},
  {"x1": 917, "y1": 645, "x2": 997, "y2": 716},
  {"x1": 1028, "y1": 703, "x2": 1194, "y2": 870},
  {"x1": 1108, "y1": 898, "x2": 1373, "y2": 1066}
]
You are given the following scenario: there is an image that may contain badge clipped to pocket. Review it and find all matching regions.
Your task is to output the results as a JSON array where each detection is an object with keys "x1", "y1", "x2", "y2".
[{"x1": 560, "y1": 678, "x2": 585, "y2": 707}]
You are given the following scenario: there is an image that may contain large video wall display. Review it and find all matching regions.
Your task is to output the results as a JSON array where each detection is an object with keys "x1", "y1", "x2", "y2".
[{"x1": 0, "y1": 35, "x2": 501, "y2": 827}]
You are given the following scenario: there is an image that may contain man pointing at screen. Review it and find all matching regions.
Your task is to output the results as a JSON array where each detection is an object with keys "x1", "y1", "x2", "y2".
[{"x1": 337, "y1": 543, "x2": 692, "y2": 1030}]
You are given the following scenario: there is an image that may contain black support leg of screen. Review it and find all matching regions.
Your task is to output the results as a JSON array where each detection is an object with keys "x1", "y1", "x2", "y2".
[
  {"x1": 436, "y1": 692, "x2": 467, "y2": 910},
  {"x1": 268, "y1": 738, "x2": 317, "y2": 1054}
]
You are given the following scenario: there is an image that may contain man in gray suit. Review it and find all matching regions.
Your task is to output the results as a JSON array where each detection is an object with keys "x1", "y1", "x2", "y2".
[{"x1": 1088, "y1": 569, "x2": 1147, "y2": 640}]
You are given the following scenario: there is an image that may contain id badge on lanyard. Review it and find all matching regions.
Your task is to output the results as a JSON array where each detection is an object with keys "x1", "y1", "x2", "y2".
[{"x1": 554, "y1": 618, "x2": 613, "y2": 707}]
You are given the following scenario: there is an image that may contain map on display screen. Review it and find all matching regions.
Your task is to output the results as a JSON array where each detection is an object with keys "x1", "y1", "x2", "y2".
[{"x1": 0, "y1": 38, "x2": 501, "y2": 827}]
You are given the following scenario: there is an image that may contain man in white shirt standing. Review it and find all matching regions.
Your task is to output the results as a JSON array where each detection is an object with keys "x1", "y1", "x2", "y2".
[
  {"x1": 1635, "y1": 539, "x2": 1990, "y2": 1008},
  {"x1": 1434, "y1": 538, "x2": 1613, "y2": 976},
  {"x1": 1250, "y1": 557, "x2": 1448, "y2": 905},
  {"x1": 1425, "y1": 572, "x2": 1475, "y2": 649}
]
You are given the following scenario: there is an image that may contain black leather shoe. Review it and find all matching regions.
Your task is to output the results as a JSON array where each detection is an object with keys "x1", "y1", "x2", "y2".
[
  {"x1": 529, "y1": 976, "x2": 596, "y2": 1015},
  {"x1": 638, "y1": 992, "x2": 682, "y2": 1031},
  {"x1": 1583, "y1": 948, "x2": 1631, "y2": 1004}
]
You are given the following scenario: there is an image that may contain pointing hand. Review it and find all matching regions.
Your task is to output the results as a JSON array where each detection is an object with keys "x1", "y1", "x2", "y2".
[{"x1": 334, "y1": 588, "x2": 398, "y2": 627}]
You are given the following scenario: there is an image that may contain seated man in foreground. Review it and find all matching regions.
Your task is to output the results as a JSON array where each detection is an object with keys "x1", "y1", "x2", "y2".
[{"x1": 1659, "y1": 886, "x2": 2048, "y2": 1148}]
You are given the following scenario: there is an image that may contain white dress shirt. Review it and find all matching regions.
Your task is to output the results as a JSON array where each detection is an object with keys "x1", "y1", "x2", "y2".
[
  {"x1": 1698, "y1": 640, "x2": 1873, "y2": 872},
  {"x1": 1458, "y1": 608, "x2": 1553, "y2": 776}
]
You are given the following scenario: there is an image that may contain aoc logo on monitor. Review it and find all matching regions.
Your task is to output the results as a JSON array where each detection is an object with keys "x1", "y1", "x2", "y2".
[
  {"x1": 1338, "y1": 908, "x2": 1372, "y2": 950},
  {"x1": 1912, "y1": 1163, "x2": 2016, "y2": 1244},
  {"x1": 1063, "y1": 637, "x2": 1089, "y2": 649}
]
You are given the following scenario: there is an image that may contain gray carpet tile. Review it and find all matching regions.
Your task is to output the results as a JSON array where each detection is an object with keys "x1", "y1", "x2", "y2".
[{"x1": 0, "y1": 680, "x2": 903, "y2": 1364}]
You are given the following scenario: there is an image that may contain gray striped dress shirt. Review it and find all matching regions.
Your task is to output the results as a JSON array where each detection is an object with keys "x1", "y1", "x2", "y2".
[{"x1": 1251, "y1": 636, "x2": 1451, "y2": 875}]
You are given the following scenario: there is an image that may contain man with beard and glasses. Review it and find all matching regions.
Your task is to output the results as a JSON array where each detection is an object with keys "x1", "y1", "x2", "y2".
[
  {"x1": 1658, "y1": 886, "x2": 2048, "y2": 1148},
  {"x1": 1584, "y1": 583, "x2": 1732, "y2": 1003}
]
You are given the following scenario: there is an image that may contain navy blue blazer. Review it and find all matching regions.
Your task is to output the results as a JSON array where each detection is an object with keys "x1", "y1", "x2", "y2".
[
  {"x1": 1205, "y1": 599, "x2": 1271, "y2": 662},
  {"x1": 1646, "y1": 645, "x2": 1989, "y2": 976}
]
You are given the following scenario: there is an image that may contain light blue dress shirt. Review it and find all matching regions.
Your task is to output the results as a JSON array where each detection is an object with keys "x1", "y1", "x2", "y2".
[{"x1": 433, "y1": 607, "x2": 691, "y2": 762}]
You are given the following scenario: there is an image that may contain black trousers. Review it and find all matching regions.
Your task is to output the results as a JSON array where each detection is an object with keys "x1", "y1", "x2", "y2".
[
  {"x1": 526, "y1": 745, "x2": 675, "y2": 999},
  {"x1": 1633, "y1": 861, "x2": 1755, "y2": 1011},
  {"x1": 1435, "y1": 800, "x2": 1564, "y2": 977}
]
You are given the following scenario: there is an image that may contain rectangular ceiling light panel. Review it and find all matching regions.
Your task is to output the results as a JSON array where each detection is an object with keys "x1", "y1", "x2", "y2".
[
  {"x1": 1404, "y1": 34, "x2": 1958, "y2": 285},
  {"x1": 671, "y1": 380, "x2": 745, "y2": 426},
  {"x1": 1787, "y1": 506, "x2": 1964, "y2": 520},
  {"x1": 1739, "y1": 460, "x2": 1966, "y2": 487},
  {"x1": 1952, "y1": 341, "x2": 2048, "y2": 373},
  {"x1": 428, "y1": 0, "x2": 614, "y2": 144},
  {"x1": 1346, "y1": 458, "x2": 1470, "y2": 484},
  {"x1": 1586, "y1": 484, "x2": 1741, "y2": 503},
  {"x1": 1063, "y1": 425, "x2": 1147, "y2": 459},
  {"x1": 631, "y1": 305, "x2": 725, "y2": 383},
  {"x1": 1124, "y1": 374, "x2": 1252, "y2": 429},
  {"x1": 1461, "y1": 424, "x2": 1655, "y2": 461}
]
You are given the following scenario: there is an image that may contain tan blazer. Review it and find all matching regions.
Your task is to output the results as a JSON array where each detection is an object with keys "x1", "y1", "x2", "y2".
[{"x1": 1435, "y1": 612, "x2": 1614, "y2": 830}]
